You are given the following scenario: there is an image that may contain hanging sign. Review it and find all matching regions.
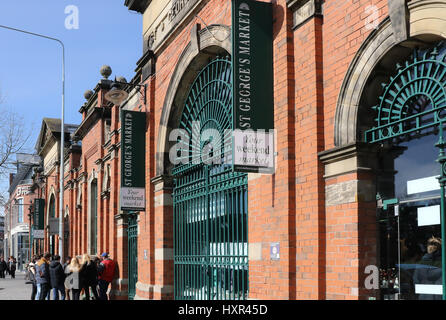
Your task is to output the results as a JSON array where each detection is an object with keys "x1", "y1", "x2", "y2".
[
  {"x1": 34, "y1": 198, "x2": 45, "y2": 230},
  {"x1": 33, "y1": 229, "x2": 44, "y2": 239},
  {"x1": 49, "y1": 217, "x2": 59, "y2": 235},
  {"x1": 231, "y1": 0, "x2": 275, "y2": 173},
  {"x1": 120, "y1": 110, "x2": 146, "y2": 211}
]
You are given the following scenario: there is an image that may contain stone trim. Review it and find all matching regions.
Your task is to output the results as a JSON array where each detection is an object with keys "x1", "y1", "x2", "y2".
[
  {"x1": 318, "y1": 143, "x2": 378, "y2": 178},
  {"x1": 388, "y1": 0, "x2": 409, "y2": 43},
  {"x1": 155, "y1": 248, "x2": 174, "y2": 261},
  {"x1": 325, "y1": 179, "x2": 375, "y2": 206},
  {"x1": 151, "y1": 175, "x2": 174, "y2": 191},
  {"x1": 154, "y1": 193, "x2": 173, "y2": 207},
  {"x1": 248, "y1": 243, "x2": 262, "y2": 261},
  {"x1": 287, "y1": 0, "x2": 323, "y2": 29},
  {"x1": 136, "y1": 281, "x2": 174, "y2": 294}
]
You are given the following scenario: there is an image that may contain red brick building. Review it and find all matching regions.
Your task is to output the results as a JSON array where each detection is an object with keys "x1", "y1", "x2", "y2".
[
  {"x1": 3, "y1": 153, "x2": 41, "y2": 269},
  {"x1": 33, "y1": 0, "x2": 446, "y2": 300}
]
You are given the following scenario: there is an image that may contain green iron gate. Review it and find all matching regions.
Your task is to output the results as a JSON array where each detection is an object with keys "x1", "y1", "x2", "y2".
[
  {"x1": 173, "y1": 56, "x2": 249, "y2": 300},
  {"x1": 127, "y1": 213, "x2": 138, "y2": 300},
  {"x1": 365, "y1": 42, "x2": 446, "y2": 299}
]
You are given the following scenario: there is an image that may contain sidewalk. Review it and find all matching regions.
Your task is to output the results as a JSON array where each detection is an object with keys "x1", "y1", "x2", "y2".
[{"x1": 0, "y1": 271, "x2": 33, "y2": 300}]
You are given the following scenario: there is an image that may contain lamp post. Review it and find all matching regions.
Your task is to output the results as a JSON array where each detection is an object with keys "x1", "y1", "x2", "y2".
[{"x1": 0, "y1": 24, "x2": 65, "y2": 262}]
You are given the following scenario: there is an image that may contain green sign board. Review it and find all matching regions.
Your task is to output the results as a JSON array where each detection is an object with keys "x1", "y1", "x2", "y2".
[
  {"x1": 120, "y1": 110, "x2": 146, "y2": 211},
  {"x1": 34, "y1": 198, "x2": 45, "y2": 230},
  {"x1": 232, "y1": 0, "x2": 275, "y2": 173}
]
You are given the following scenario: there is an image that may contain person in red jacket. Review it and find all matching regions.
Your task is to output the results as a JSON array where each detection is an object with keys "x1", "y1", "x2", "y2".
[{"x1": 97, "y1": 252, "x2": 116, "y2": 300}]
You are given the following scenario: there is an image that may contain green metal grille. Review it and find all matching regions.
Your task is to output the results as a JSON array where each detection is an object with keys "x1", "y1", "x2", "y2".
[
  {"x1": 127, "y1": 214, "x2": 138, "y2": 300},
  {"x1": 365, "y1": 42, "x2": 446, "y2": 143},
  {"x1": 173, "y1": 57, "x2": 249, "y2": 300}
]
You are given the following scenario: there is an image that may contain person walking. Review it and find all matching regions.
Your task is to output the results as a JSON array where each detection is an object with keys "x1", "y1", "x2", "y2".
[
  {"x1": 0, "y1": 257, "x2": 7, "y2": 279},
  {"x1": 49, "y1": 255, "x2": 66, "y2": 300},
  {"x1": 28, "y1": 256, "x2": 38, "y2": 300},
  {"x1": 63, "y1": 256, "x2": 72, "y2": 300},
  {"x1": 8, "y1": 256, "x2": 16, "y2": 279},
  {"x1": 64, "y1": 257, "x2": 83, "y2": 300},
  {"x1": 36, "y1": 253, "x2": 51, "y2": 300},
  {"x1": 97, "y1": 252, "x2": 116, "y2": 300},
  {"x1": 80, "y1": 254, "x2": 99, "y2": 300}
]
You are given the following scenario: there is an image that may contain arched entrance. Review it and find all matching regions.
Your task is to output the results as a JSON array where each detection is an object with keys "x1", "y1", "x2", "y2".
[
  {"x1": 172, "y1": 56, "x2": 248, "y2": 300},
  {"x1": 368, "y1": 42, "x2": 446, "y2": 300}
]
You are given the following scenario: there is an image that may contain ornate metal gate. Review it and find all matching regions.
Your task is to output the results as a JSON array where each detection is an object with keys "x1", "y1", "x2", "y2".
[
  {"x1": 127, "y1": 213, "x2": 138, "y2": 300},
  {"x1": 173, "y1": 56, "x2": 249, "y2": 300},
  {"x1": 365, "y1": 42, "x2": 446, "y2": 300},
  {"x1": 365, "y1": 42, "x2": 446, "y2": 143}
]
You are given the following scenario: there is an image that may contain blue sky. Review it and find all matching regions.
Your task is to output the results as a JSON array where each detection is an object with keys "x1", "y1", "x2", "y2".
[
  {"x1": 0, "y1": 0, "x2": 142, "y2": 146},
  {"x1": 0, "y1": 1, "x2": 142, "y2": 207}
]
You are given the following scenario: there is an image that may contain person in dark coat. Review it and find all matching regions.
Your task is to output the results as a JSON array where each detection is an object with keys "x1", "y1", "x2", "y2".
[
  {"x1": 36, "y1": 253, "x2": 51, "y2": 300},
  {"x1": 413, "y1": 237, "x2": 443, "y2": 300},
  {"x1": 0, "y1": 257, "x2": 7, "y2": 278},
  {"x1": 49, "y1": 255, "x2": 66, "y2": 300},
  {"x1": 80, "y1": 254, "x2": 99, "y2": 300},
  {"x1": 8, "y1": 256, "x2": 16, "y2": 279}
]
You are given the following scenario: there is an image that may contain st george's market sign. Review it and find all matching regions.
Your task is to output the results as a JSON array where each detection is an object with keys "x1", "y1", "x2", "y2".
[
  {"x1": 120, "y1": 110, "x2": 146, "y2": 212},
  {"x1": 232, "y1": 0, "x2": 275, "y2": 174}
]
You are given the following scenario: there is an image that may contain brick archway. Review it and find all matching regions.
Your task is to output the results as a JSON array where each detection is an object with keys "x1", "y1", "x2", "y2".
[
  {"x1": 155, "y1": 24, "x2": 232, "y2": 177},
  {"x1": 334, "y1": 0, "x2": 446, "y2": 147}
]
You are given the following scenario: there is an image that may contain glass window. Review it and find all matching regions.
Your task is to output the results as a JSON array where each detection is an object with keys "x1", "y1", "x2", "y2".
[{"x1": 17, "y1": 198, "x2": 24, "y2": 223}]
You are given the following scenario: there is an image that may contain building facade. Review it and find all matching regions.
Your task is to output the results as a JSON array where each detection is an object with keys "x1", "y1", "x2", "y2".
[
  {"x1": 3, "y1": 154, "x2": 41, "y2": 270},
  {"x1": 32, "y1": 0, "x2": 446, "y2": 300}
]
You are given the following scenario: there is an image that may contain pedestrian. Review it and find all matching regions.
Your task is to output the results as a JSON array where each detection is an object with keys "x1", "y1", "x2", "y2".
[
  {"x1": 0, "y1": 257, "x2": 7, "y2": 279},
  {"x1": 64, "y1": 257, "x2": 83, "y2": 300},
  {"x1": 49, "y1": 255, "x2": 66, "y2": 300},
  {"x1": 80, "y1": 253, "x2": 99, "y2": 300},
  {"x1": 97, "y1": 252, "x2": 116, "y2": 300},
  {"x1": 28, "y1": 256, "x2": 38, "y2": 300},
  {"x1": 63, "y1": 256, "x2": 72, "y2": 300},
  {"x1": 36, "y1": 252, "x2": 51, "y2": 300},
  {"x1": 8, "y1": 256, "x2": 16, "y2": 279}
]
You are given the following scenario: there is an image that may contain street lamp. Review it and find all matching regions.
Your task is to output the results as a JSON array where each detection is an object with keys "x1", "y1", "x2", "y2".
[
  {"x1": 101, "y1": 72, "x2": 147, "y2": 106},
  {"x1": 0, "y1": 24, "x2": 66, "y2": 262}
]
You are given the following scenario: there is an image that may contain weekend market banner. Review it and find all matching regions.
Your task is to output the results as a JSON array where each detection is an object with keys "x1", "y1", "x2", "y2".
[
  {"x1": 232, "y1": 0, "x2": 275, "y2": 174},
  {"x1": 120, "y1": 109, "x2": 146, "y2": 212}
]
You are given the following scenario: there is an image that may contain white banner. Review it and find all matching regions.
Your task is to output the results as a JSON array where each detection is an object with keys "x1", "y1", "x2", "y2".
[{"x1": 120, "y1": 187, "x2": 145, "y2": 211}]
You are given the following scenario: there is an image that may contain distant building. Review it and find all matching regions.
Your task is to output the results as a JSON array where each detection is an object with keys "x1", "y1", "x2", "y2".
[
  {"x1": 4, "y1": 153, "x2": 40, "y2": 270},
  {"x1": 0, "y1": 216, "x2": 4, "y2": 257}
]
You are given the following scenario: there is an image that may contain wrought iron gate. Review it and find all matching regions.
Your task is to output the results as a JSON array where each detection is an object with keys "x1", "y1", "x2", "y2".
[
  {"x1": 173, "y1": 57, "x2": 249, "y2": 300},
  {"x1": 127, "y1": 214, "x2": 138, "y2": 300}
]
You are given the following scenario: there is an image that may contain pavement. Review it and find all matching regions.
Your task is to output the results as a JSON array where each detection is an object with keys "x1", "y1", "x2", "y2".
[{"x1": 0, "y1": 271, "x2": 33, "y2": 300}]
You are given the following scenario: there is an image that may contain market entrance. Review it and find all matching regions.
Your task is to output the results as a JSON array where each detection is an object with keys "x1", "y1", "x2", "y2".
[
  {"x1": 172, "y1": 56, "x2": 249, "y2": 300},
  {"x1": 366, "y1": 42, "x2": 446, "y2": 299}
]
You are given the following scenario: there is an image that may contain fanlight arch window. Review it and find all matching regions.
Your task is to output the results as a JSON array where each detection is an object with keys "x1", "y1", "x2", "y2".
[{"x1": 365, "y1": 41, "x2": 446, "y2": 144}]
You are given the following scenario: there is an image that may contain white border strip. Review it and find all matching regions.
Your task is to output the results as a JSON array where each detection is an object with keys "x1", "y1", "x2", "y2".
[
  {"x1": 415, "y1": 284, "x2": 442, "y2": 295},
  {"x1": 407, "y1": 176, "x2": 440, "y2": 195}
]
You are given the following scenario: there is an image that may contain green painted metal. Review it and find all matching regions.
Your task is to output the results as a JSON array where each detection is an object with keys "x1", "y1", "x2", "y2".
[
  {"x1": 173, "y1": 57, "x2": 249, "y2": 300},
  {"x1": 127, "y1": 213, "x2": 138, "y2": 300},
  {"x1": 435, "y1": 121, "x2": 446, "y2": 300},
  {"x1": 365, "y1": 42, "x2": 446, "y2": 144}
]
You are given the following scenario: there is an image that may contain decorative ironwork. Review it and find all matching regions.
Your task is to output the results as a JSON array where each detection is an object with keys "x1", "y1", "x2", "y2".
[
  {"x1": 127, "y1": 213, "x2": 138, "y2": 300},
  {"x1": 173, "y1": 57, "x2": 249, "y2": 300},
  {"x1": 365, "y1": 42, "x2": 446, "y2": 143}
]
